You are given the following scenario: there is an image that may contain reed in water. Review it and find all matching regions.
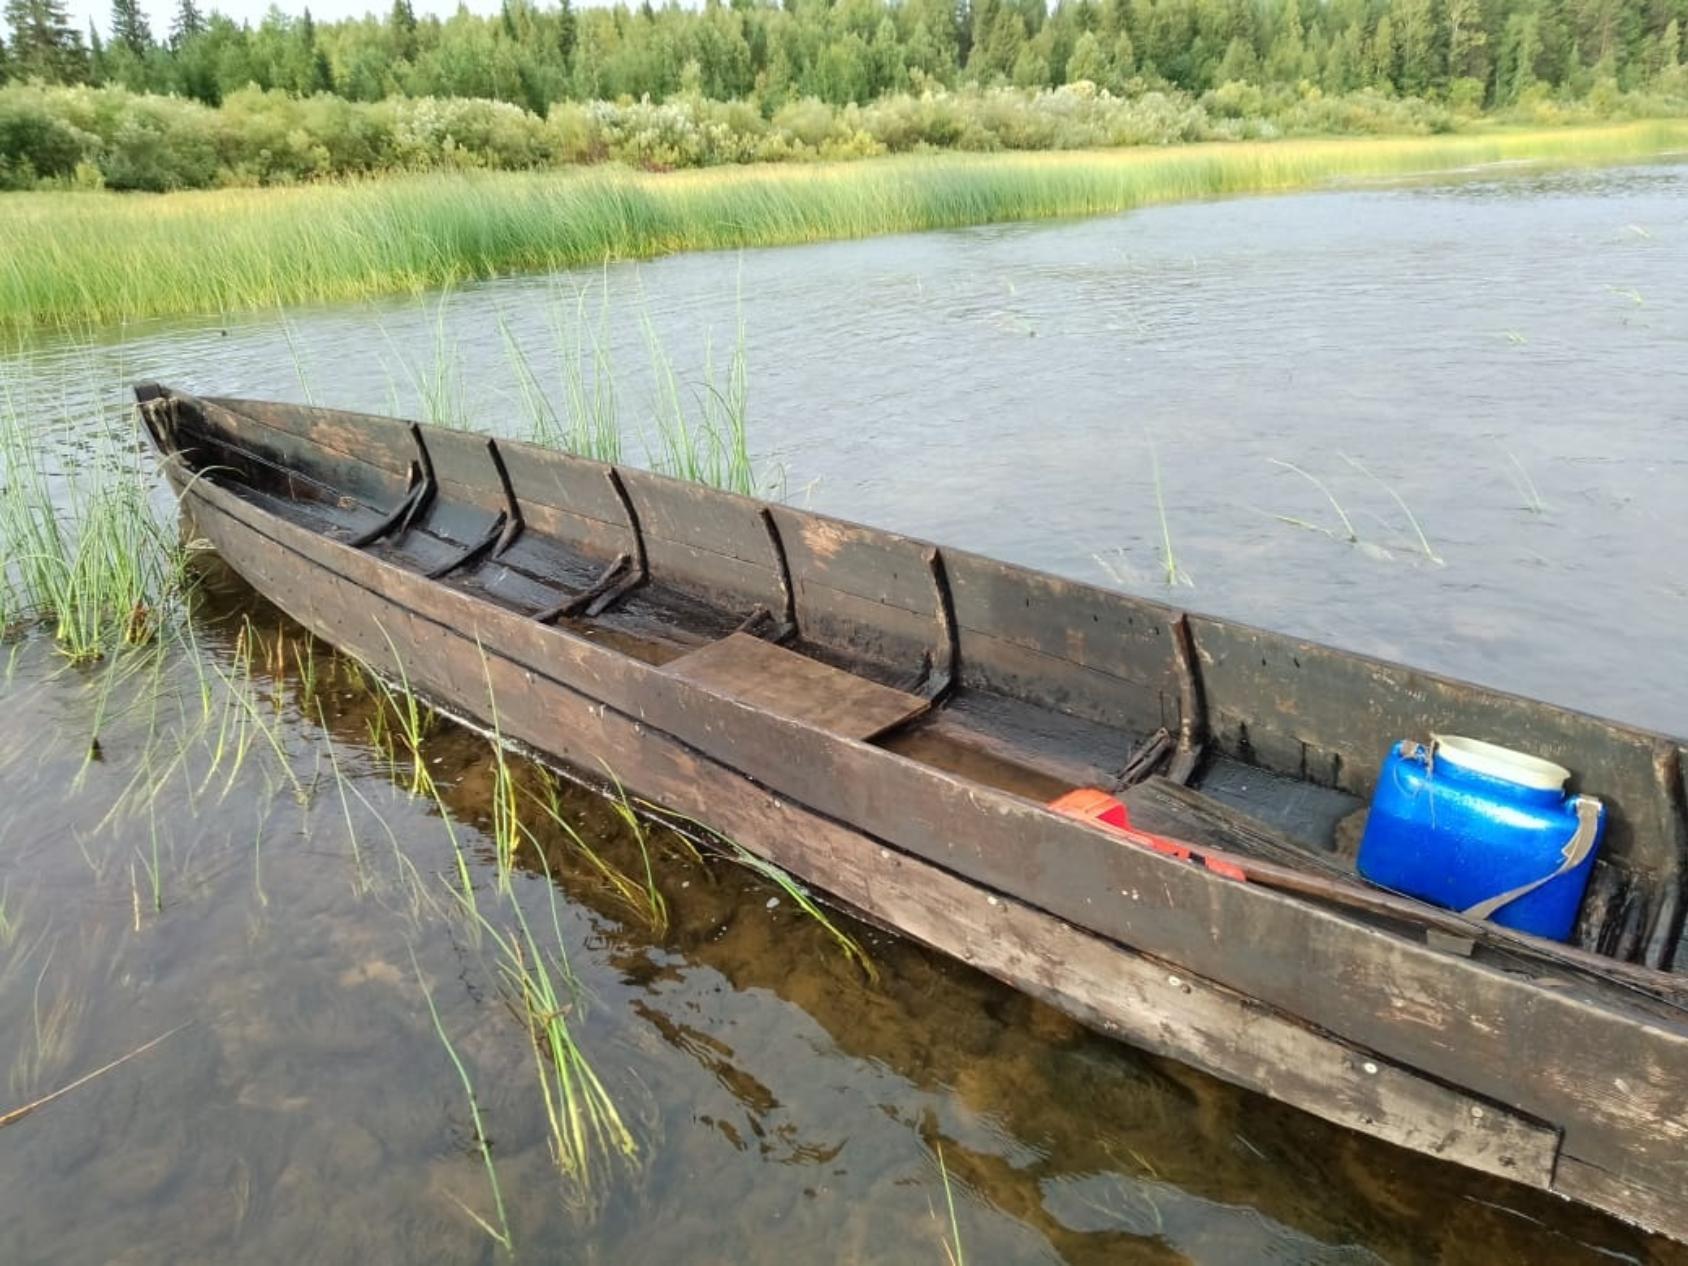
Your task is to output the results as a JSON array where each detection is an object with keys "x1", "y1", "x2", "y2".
[
  {"x1": 6, "y1": 123, "x2": 1687, "y2": 333},
  {"x1": 0, "y1": 389, "x2": 188, "y2": 662}
]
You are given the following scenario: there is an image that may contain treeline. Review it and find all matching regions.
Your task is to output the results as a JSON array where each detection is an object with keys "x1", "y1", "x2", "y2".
[{"x1": 5, "y1": 0, "x2": 1687, "y2": 113}]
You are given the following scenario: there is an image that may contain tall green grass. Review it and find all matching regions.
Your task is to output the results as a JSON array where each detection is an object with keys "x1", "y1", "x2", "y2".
[
  {"x1": 0, "y1": 389, "x2": 188, "y2": 661},
  {"x1": 491, "y1": 279, "x2": 758, "y2": 494},
  {"x1": 6, "y1": 123, "x2": 1687, "y2": 333}
]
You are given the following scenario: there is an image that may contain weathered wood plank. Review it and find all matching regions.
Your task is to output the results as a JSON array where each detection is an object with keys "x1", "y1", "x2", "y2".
[
  {"x1": 1121, "y1": 776, "x2": 1354, "y2": 877},
  {"x1": 206, "y1": 395, "x2": 415, "y2": 479},
  {"x1": 190, "y1": 401, "x2": 405, "y2": 509},
  {"x1": 956, "y1": 619, "x2": 1171, "y2": 734},
  {"x1": 944, "y1": 546, "x2": 1182, "y2": 693},
  {"x1": 664, "y1": 633, "x2": 928, "y2": 740},
  {"x1": 791, "y1": 579, "x2": 940, "y2": 677},
  {"x1": 769, "y1": 505, "x2": 939, "y2": 616}
]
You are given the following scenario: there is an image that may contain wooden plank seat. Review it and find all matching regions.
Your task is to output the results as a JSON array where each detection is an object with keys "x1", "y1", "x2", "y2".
[{"x1": 662, "y1": 632, "x2": 928, "y2": 741}]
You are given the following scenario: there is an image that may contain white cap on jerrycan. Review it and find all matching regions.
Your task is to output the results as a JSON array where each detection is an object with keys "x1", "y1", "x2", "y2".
[{"x1": 1430, "y1": 734, "x2": 1570, "y2": 791}]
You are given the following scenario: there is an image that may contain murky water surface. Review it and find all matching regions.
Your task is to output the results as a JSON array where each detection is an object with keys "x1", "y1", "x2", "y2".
[{"x1": 3, "y1": 161, "x2": 1687, "y2": 1264}]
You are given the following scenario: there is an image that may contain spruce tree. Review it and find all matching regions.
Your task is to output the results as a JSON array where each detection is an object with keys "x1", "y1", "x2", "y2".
[
  {"x1": 389, "y1": 0, "x2": 416, "y2": 58},
  {"x1": 5, "y1": 0, "x2": 87, "y2": 82},
  {"x1": 557, "y1": 0, "x2": 576, "y2": 63},
  {"x1": 110, "y1": 0, "x2": 150, "y2": 54},
  {"x1": 169, "y1": 0, "x2": 203, "y2": 48}
]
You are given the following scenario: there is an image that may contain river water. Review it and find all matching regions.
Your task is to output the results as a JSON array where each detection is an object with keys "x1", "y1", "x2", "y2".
[{"x1": 2, "y1": 160, "x2": 1686, "y2": 1264}]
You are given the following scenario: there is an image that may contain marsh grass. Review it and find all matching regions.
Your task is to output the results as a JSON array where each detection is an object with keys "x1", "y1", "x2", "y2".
[
  {"x1": 12, "y1": 949, "x2": 86, "y2": 1099},
  {"x1": 501, "y1": 282, "x2": 624, "y2": 462},
  {"x1": 1340, "y1": 453, "x2": 1443, "y2": 564},
  {"x1": 477, "y1": 645, "x2": 524, "y2": 893},
  {"x1": 9, "y1": 124, "x2": 1687, "y2": 332},
  {"x1": 1502, "y1": 449, "x2": 1549, "y2": 513},
  {"x1": 937, "y1": 1141, "x2": 966, "y2": 1266},
  {"x1": 368, "y1": 632, "x2": 438, "y2": 798},
  {"x1": 527, "y1": 774, "x2": 669, "y2": 934},
  {"x1": 645, "y1": 801, "x2": 877, "y2": 981},
  {"x1": 459, "y1": 870, "x2": 639, "y2": 1205},
  {"x1": 641, "y1": 304, "x2": 756, "y2": 496},
  {"x1": 206, "y1": 625, "x2": 307, "y2": 802},
  {"x1": 494, "y1": 275, "x2": 760, "y2": 494},
  {"x1": 138, "y1": 809, "x2": 164, "y2": 914},
  {"x1": 598, "y1": 769, "x2": 669, "y2": 935},
  {"x1": 723, "y1": 838, "x2": 880, "y2": 982},
  {"x1": 412, "y1": 948, "x2": 514, "y2": 1254},
  {"x1": 1142, "y1": 429, "x2": 1190, "y2": 589},
  {"x1": 1264, "y1": 454, "x2": 1445, "y2": 564},
  {"x1": 385, "y1": 294, "x2": 470, "y2": 429},
  {"x1": 0, "y1": 390, "x2": 188, "y2": 663},
  {"x1": 1267, "y1": 458, "x2": 1359, "y2": 542}
]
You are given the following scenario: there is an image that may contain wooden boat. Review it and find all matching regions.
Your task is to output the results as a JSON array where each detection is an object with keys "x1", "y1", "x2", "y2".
[{"x1": 133, "y1": 383, "x2": 1688, "y2": 1242}]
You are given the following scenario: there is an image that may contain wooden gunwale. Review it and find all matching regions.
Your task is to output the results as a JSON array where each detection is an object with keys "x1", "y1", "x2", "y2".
[{"x1": 143, "y1": 389, "x2": 1688, "y2": 1241}]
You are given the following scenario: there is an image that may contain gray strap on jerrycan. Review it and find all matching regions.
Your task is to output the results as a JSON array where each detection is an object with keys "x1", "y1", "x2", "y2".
[{"x1": 1462, "y1": 795, "x2": 1603, "y2": 921}]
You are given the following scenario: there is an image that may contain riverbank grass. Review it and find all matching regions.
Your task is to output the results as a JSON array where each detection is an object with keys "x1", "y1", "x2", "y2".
[{"x1": 5, "y1": 122, "x2": 1687, "y2": 333}]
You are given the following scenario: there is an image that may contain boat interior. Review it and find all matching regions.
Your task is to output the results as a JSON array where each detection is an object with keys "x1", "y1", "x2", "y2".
[{"x1": 139, "y1": 386, "x2": 1688, "y2": 980}]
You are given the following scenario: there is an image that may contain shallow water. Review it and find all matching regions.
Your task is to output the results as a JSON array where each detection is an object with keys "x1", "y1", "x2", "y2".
[{"x1": 3, "y1": 160, "x2": 1687, "y2": 1264}]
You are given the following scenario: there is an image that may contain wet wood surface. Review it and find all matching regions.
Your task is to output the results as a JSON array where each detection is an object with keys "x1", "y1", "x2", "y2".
[{"x1": 664, "y1": 633, "x2": 928, "y2": 740}]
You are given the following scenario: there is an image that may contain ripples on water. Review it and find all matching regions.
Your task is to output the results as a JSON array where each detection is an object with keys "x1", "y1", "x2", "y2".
[{"x1": 1, "y1": 162, "x2": 1685, "y2": 1264}]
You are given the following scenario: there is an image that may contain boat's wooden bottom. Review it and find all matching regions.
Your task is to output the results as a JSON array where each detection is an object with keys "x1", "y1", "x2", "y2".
[
  {"x1": 239, "y1": 481, "x2": 1371, "y2": 871},
  {"x1": 182, "y1": 474, "x2": 1567, "y2": 1195}
]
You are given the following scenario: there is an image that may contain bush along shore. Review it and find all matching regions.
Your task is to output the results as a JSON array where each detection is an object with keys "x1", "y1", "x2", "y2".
[
  {"x1": 3, "y1": 77, "x2": 1688, "y2": 191},
  {"x1": 5, "y1": 120, "x2": 1688, "y2": 332},
  {"x1": 2, "y1": 0, "x2": 1687, "y2": 187}
]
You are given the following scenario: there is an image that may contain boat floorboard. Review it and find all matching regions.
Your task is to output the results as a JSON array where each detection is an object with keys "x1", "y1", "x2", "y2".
[
  {"x1": 880, "y1": 688, "x2": 1139, "y2": 801},
  {"x1": 665, "y1": 632, "x2": 929, "y2": 740},
  {"x1": 1196, "y1": 757, "x2": 1366, "y2": 854}
]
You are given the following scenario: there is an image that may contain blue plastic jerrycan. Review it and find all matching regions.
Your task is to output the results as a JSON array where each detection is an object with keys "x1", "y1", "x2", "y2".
[{"x1": 1356, "y1": 735, "x2": 1605, "y2": 942}]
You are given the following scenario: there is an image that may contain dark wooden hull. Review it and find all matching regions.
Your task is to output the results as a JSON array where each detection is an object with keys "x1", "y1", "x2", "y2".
[{"x1": 136, "y1": 385, "x2": 1688, "y2": 1242}]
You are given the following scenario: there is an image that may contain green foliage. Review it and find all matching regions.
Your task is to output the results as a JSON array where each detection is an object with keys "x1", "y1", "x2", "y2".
[
  {"x1": 0, "y1": 0, "x2": 1682, "y2": 192},
  {"x1": 0, "y1": 86, "x2": 92, "y2": 186},
  {"x1": 5, "y1": 0, "x2": 85, "y2": 85},
  {"x1": 14, "y1": 72, "x2": 1682, "y2": 195},
  {"x1": 11, "y1": 0, "x2": 1688, "y2": 119}
]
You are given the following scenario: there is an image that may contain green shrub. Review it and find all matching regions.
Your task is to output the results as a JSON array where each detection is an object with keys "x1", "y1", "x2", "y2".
[
  {"x1": 2, "y1": 77, "x2": 1684, "y2": 193},
  {"x1": 0, "y1": 91, "x2": 98, "y2": 188}
]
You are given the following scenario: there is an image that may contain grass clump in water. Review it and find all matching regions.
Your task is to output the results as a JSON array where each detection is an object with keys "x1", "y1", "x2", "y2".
[
  {"x1": 462, "y1": 871, "x2": 639, "y2": 1206},
  {"x1": 495, "y1": 275, "x2": 761, "y2": 496},
  {"x1": 0, "y1": 391, "x2": 189, "y2": 663}
]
